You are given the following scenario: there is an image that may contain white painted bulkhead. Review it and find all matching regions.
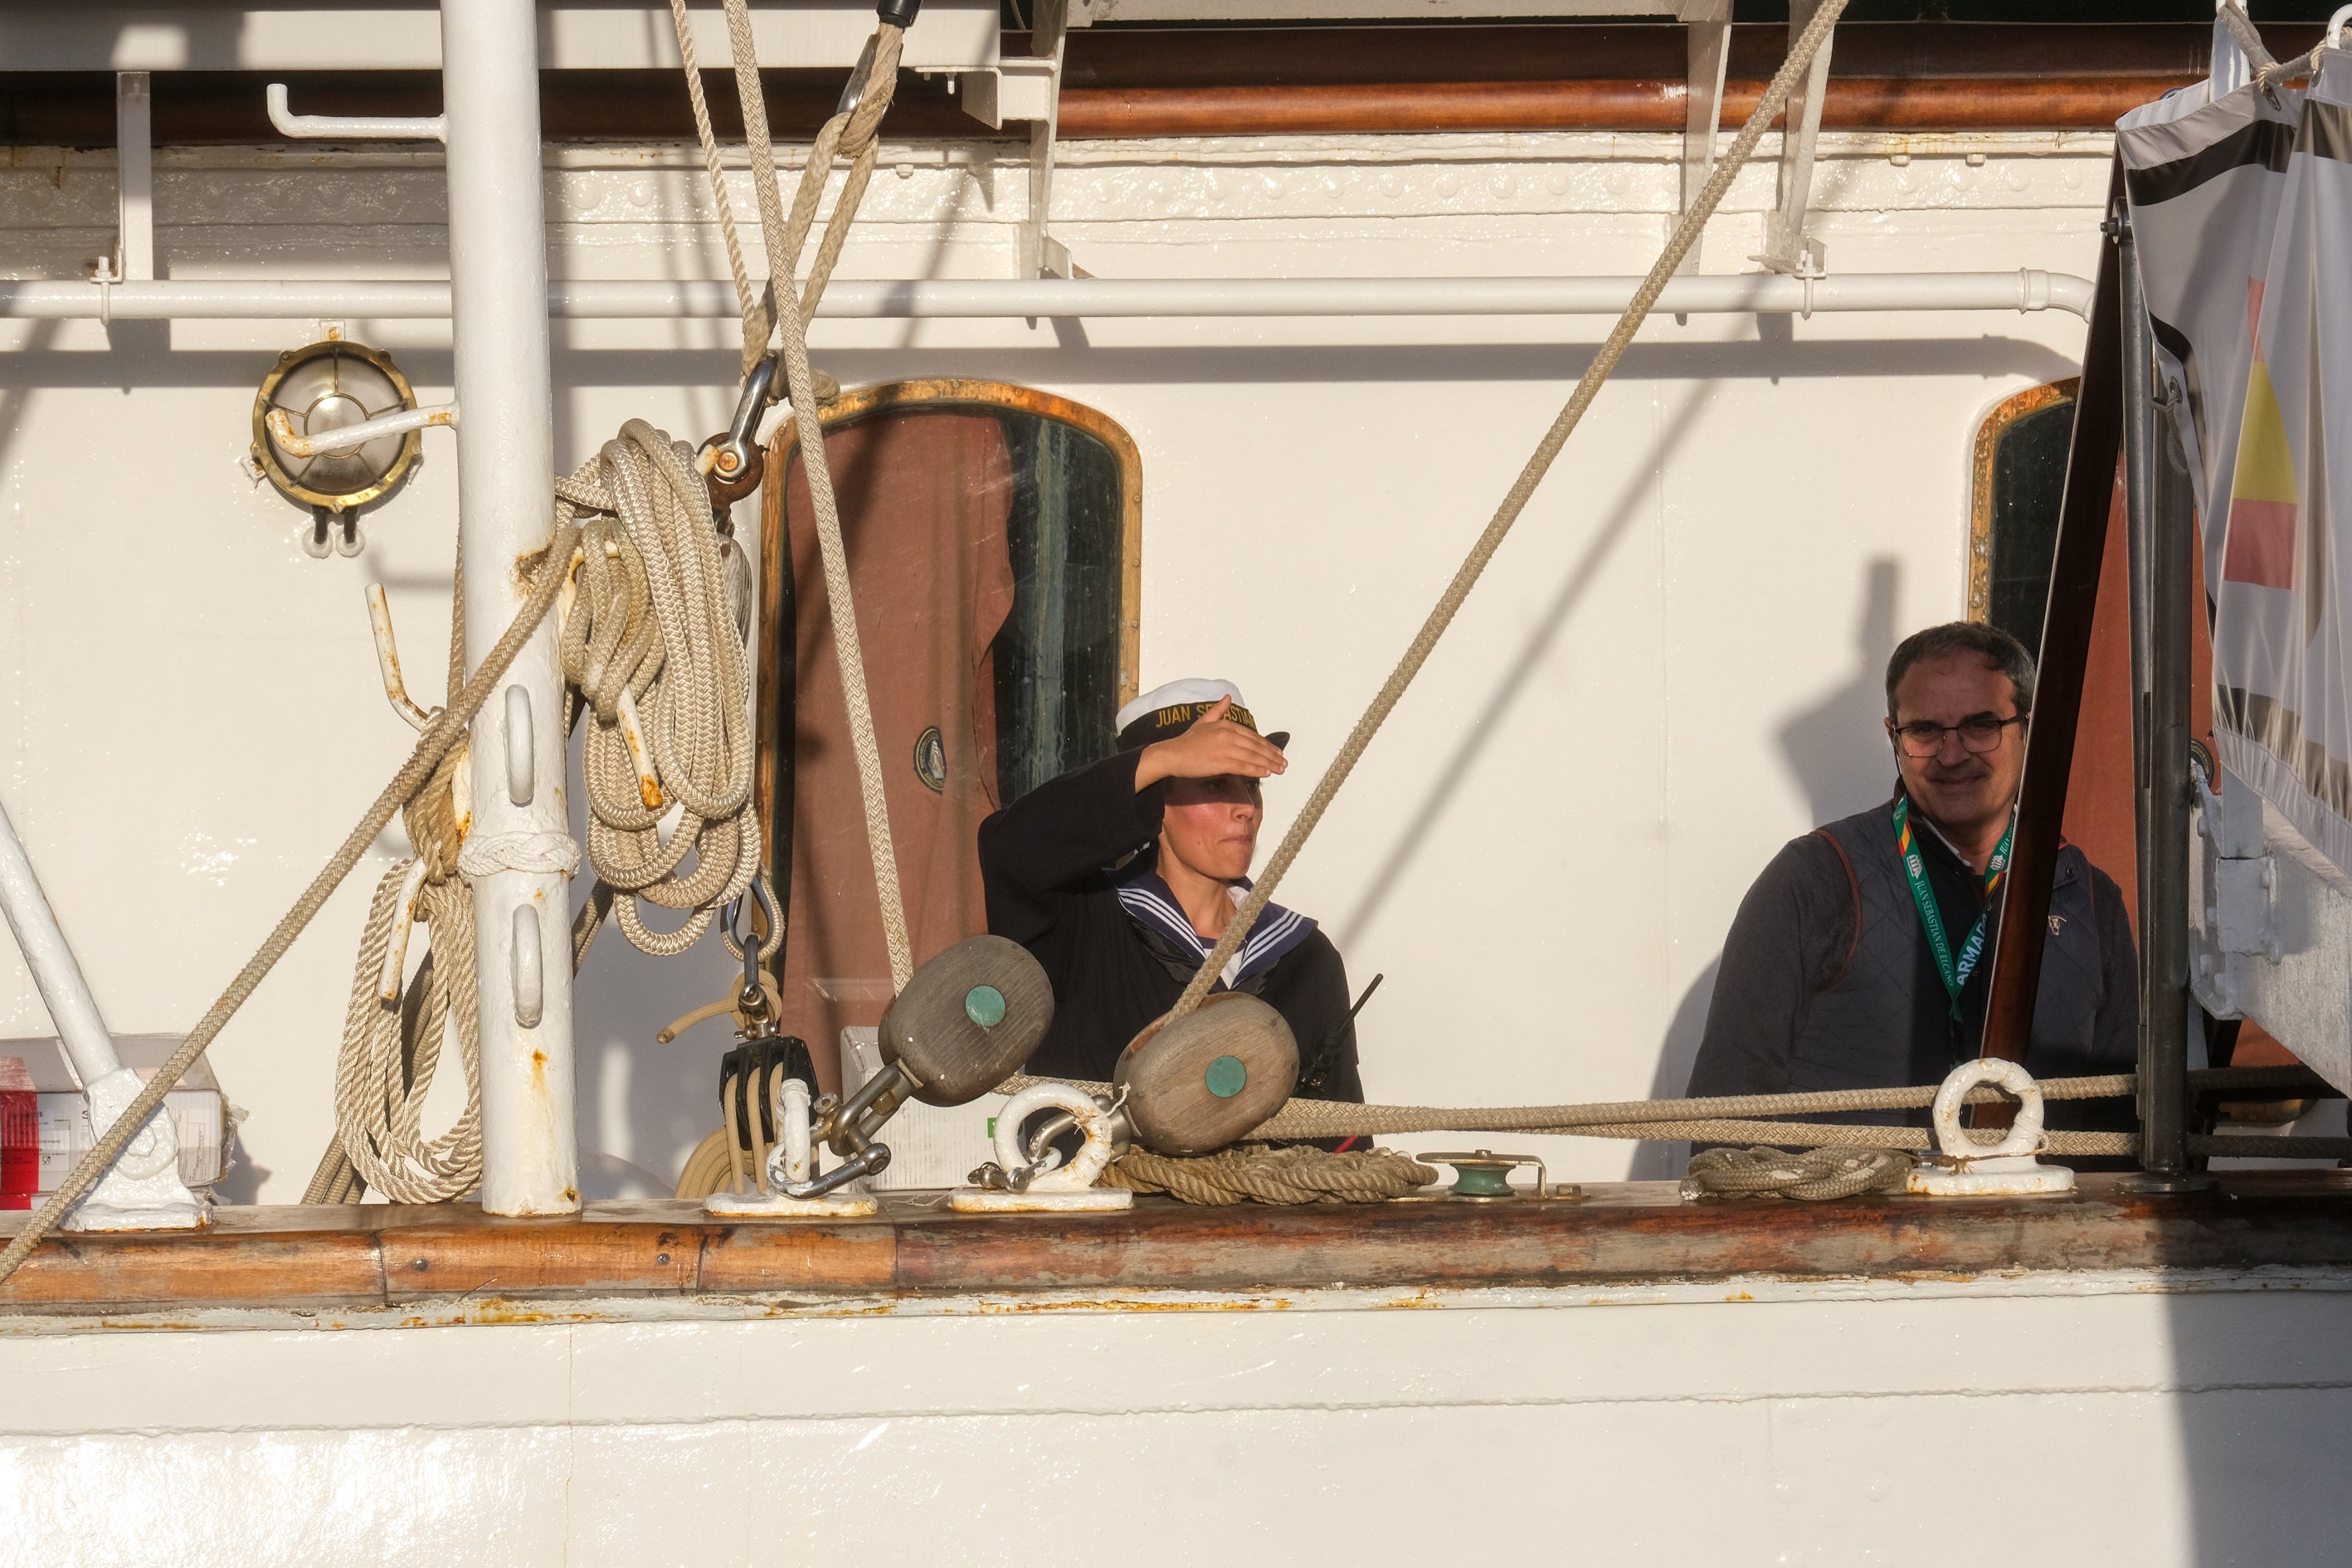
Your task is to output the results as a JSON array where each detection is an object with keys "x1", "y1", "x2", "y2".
[
  {"x1": 3, "y1": 1276, "x2": 2350, "y2": 1564},
  {"x1": 0, "y1": 127, "x2": 2108, "y2": 1196},
  {"x1": 6, "y1": 123, "x2": 2352, "y2": 1567}
]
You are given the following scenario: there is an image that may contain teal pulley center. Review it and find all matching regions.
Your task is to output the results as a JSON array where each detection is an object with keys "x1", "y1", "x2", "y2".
[
  {"x1": 1203, "y1": 1055, "x2": 1249, "y2": 1098},
  {"x1": 963, "y1": 985, "x2": 1007, "y2": 1028}
]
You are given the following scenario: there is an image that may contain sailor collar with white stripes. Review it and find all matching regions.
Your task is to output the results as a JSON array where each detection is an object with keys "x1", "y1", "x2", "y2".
[{"x1": 1113, "y1": 864, "x2": 1317, "y2": 989}]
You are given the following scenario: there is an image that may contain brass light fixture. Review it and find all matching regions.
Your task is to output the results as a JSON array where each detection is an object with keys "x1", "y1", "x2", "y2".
[{"x1": 250, "y1": 338, "x2": 423, "y2": 557}]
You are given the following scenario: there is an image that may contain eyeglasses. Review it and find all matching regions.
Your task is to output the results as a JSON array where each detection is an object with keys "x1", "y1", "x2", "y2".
[{"x1": 1890, "y1": 713, "x2": 2027, "y2": 758}]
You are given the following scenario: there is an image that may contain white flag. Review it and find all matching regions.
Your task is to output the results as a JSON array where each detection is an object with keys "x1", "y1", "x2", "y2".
[{"x1": 2123, "y1": 46, "x2": 2352, "y2": 879}]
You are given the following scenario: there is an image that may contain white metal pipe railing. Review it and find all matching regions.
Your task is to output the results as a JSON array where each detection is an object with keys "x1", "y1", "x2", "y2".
[{"x1": 0, "y1": 270, "x2": 2095, "y2": 322}]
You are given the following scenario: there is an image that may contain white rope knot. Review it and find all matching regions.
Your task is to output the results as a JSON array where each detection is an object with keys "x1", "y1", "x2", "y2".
[{"x1": 458, "y1": 831, "x2": 583, "y2": 879}]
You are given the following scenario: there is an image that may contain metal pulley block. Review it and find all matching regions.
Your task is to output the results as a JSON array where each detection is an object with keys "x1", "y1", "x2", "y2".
[
  {"x1": 1113, "y1": 991, "x2": 1298, "y2": 1157},
  {"x1": 1415, "y1": 1150, "x2": 1582, "y2": 1202},
  {"x1": 812, "y1": 934, "x2": 1055, "y2": 1167}
]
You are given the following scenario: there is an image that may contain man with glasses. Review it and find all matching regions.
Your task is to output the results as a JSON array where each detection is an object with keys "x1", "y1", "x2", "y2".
[{"x1": 1684, "y1": 621, "x2": 2137, "y2": 1137}]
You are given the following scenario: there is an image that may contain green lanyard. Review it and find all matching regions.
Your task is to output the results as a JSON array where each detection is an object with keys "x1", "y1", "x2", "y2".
[{"x1": 1892, "y1": 796, "x2": 2014, "y2": 1023}]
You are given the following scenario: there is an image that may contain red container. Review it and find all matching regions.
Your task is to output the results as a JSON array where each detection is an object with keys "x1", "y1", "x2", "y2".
[{"x1": 0, "y1": 1057, "x2": 35, "y2": 1210}]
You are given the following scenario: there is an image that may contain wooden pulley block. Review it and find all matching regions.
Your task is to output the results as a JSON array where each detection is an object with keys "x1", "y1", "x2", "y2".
[
  {"x1": 879, "y1": 935, "x2": 1055, "y2": 1105},
  {"x1": 1113, "y1": 992, "x2": 1298, "y2": 1157}
]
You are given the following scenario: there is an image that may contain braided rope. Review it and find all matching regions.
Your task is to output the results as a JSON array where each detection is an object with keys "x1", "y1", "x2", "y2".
[
  {"x1": 1167, "y1": 0, "x2": 1851, "y2": 1020},
  {"x1": 995, "y1": 1069, "x2": 2141, "y2": 1143},
  {"x1": 733, "y1": 12, "x2": 918, "y2": 991},
  {"x1": 562, "y1": 421, "x2": 762, "y2": 956},
  {"x1": 1685, "y1": 1147, "x2": 1916, "y2": 1201},
  {"x1": 315, "y1": 867, "x2": 485, "y2": 1203},
  {"x1": 1105, "y1": 1144, "x2": 1439, "y2": 1206}
]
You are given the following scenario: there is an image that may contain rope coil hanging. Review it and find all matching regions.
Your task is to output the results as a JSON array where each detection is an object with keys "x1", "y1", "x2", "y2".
[{"x1": 563, "y1": 420, "x2": 763, "y2": 956}]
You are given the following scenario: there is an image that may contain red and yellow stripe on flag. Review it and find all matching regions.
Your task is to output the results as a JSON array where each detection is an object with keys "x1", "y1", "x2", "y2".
[{"x1": 2225, "y1": 278, "x2": 2303, "y2": 588}]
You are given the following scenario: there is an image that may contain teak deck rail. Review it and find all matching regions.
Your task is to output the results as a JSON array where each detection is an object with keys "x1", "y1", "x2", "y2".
[{"x1": 6, "y1": 1172, "x2": 2351, "y2": 1321}]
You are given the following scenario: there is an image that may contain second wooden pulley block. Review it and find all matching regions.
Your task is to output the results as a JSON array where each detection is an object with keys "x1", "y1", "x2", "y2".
[
  {"x1": 881, "y1": 934, "x2": 1056, "y2": 1105},
  {"x1": 1114, "y1": 992, "x2": 1299, "y2": 1157}
]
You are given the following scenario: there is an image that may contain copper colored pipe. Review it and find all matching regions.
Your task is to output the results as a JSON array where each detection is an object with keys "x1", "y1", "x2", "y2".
[{"x1": 1057, "y1": 75, "x2": 2199, "y2": 139}]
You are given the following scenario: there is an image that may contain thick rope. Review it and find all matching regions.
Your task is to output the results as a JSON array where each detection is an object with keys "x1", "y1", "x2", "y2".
[
  {"x1": 1106, "y1": 1144, "x2": 1439, "y2": 1206},
  {"x1": 1167, "y1": 0, "x2": 1849, "y2": 1020},
  {"x1": 714, "y1": 5, "x2": 916, "y2": 991},
  {"x1": 562, "y1": 421, "x2": 762, "y2": 955},
  {"x1": 0, "y1": 510, "x2": 585, "y2": 1293},
  {"x1": 1685, "y1": 1147, "x2": 1916, "y2": 1201},
  {"x1": 664, "y1": 0, "x2": 760, "y2": 370},
  {"x1": 996, "y1": 1069, "x2": 2142, "y2": 1142},
  {"x1": 316, "y1": 869, "x2": 484, "y2": 1203}
]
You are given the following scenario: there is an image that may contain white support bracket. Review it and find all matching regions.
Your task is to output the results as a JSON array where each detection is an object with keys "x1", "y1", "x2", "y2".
[
  {"x1": 107, "y1": 72, "x2": 155, "y2": 286},
  {"x1": 265, "y1": 81, "x2": 447, "y2": 142},
  {"x1": 0, "y1": 793, "x2": 204, "y2": 1231},
  {"x1": 1676, "y1": 0, "x2": 1731, "y2": 276},
  {"x1": 1021, "y1": 0, "x2": 1079, "y2": 280},
  {"x1": 1753, "y1": 0, "x2": 1835, "y2": 279},
  {"x1": 2189, "y1": 763, "x2": 2352, "y2": 1097}
]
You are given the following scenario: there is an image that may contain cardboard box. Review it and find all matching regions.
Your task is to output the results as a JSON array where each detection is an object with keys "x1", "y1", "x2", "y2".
[{"x1": 0, "y1": 1035, "x2": 231, "y2": 1205}]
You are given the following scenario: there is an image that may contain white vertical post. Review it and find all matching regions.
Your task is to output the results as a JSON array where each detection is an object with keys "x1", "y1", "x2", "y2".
[
  {"x1": 442, "y1": 0, "x2": 578, "y2": 1215},
  {"x1": 115, "y1": 72, "x2": 153, "y2": 281}
]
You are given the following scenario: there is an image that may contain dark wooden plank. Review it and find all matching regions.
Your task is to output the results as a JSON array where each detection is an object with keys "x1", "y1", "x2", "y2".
[
  {"x1": 890, "y1": 1176, "x2": 2352, "y2": 1294},
  {"x1": 696, "y1": 1215, "x2": 898, "y2": 1294}
]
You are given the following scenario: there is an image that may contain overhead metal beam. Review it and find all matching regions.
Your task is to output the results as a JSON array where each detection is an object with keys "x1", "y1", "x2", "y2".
[
  {"x1": 0, "y1": 270, "x2": 2096, "y2": 321},
  {"x1": 0, "y1": 2, "x2": 1001, "y2": 72}
]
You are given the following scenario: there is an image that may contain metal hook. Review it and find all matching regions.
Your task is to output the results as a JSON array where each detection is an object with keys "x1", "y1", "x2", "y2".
[{"x1": 364, "y1": 582, "x2": 436, "y2": 732}]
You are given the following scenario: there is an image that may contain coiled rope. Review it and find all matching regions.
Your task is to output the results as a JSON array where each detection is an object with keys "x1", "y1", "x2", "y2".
[
  {"x1": 1163, "y1": 0, "x2": 1851, "y2": 1025},
  {"x1": 1105, "y1": 1144, "x2": 1439, "y2": 1206},
  {"x1": 564, "y1": 421, "x2": 762, "y2": 956},
  {"x1": 1684, "y1": 1147, "x2": 1916, "y2": 1202}
]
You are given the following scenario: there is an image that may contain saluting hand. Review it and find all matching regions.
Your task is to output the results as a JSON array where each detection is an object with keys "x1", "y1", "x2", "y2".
[{"x1": 1133, "y1": 696, "x2": 1288, "y2": 789}]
